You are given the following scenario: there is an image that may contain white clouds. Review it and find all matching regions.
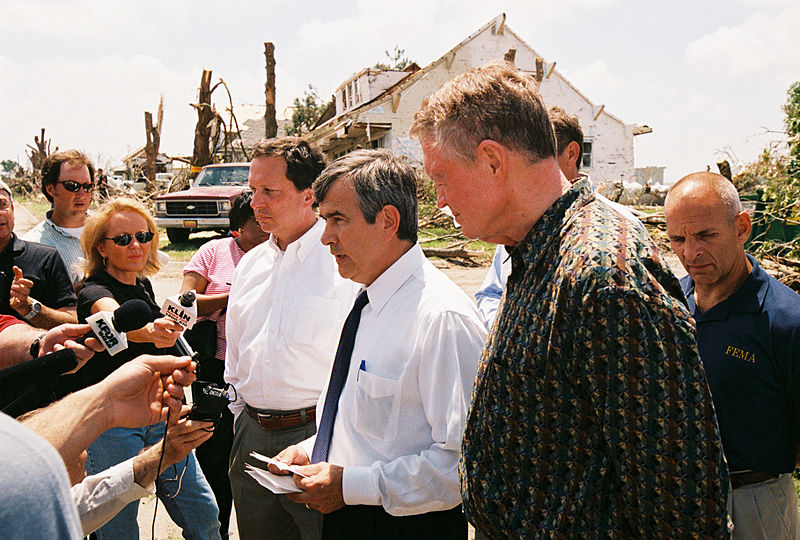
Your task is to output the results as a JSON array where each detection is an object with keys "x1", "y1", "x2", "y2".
[
  {"x1": 686, "y1": 4, "x2": 800, "y2": 85},
  {"x1": 0, "y1": 53, "x2": 202, "y2": 163},
  {"x1": 0, "y1": 0, "x2": 148, "y2": 40},
  {"x1": 564, "y1": 60, "x2": 623, "y2": 103}
]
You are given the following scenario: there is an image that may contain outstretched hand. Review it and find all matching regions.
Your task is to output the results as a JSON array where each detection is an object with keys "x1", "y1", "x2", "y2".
[
  {"x1": 98, "y1": 354, "x2": 196, "y2": 428},
  {"x1": 39, "y1": 323, "x2": 104, "y2": 371}
]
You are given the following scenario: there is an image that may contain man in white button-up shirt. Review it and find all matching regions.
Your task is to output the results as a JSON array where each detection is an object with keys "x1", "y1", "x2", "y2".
[
  {"x1": 225, "y1": 138, "x2": 357, "y2": 540},
  {"x1": 270, "y1": 150, "x2": 487, "y2": 540}
]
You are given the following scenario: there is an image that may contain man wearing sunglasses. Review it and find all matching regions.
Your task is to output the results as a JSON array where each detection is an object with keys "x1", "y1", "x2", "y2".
[
  {"x1": 0, "y1": 179, "x2": 77, "y2": 332},
  {"x1": 24, "y1": 149, "x2": 95, "y2": 287}
]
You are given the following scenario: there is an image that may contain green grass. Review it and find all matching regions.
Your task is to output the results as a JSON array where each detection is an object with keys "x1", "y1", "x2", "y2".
[
  {"x1": 158, "y1": 230, "x2": 226, "y2": 262},
  {"x1": 20, "y1": 198, "x2": 51, "y2": 218},
  {"x1": 15, "y1": 196, "x2": 50, "y2": 221}
]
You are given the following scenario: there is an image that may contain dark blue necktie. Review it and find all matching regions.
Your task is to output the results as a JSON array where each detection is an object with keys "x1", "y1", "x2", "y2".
[{"x1": 311, "y1": 290, "x2": 369, "y2": 463}]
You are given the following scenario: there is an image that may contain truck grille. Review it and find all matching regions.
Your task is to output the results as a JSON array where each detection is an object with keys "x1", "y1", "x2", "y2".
[{"x1": 165, "y1": 201, "x2": 219, "y2": 216}]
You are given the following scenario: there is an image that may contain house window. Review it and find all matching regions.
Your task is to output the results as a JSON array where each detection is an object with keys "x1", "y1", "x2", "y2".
[
  {"x1": 369, "y1": 136, "x2": 385, "y2": 149},
  {"x1": 582, "y1": 141, "x2": 593, "y2": 169}
]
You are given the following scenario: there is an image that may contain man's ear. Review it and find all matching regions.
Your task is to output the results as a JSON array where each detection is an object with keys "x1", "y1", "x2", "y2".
[
  {"x1": 566, "y1": 141, "x2": 581, "y2": 166},
  {"x1": 378, "y1": 205, "x2": 401, "y2": 240},
  {"x1": 45, "y1": 183, "x2": 56, "y2": 199},
  {"x1": 302, "y1": 187, "x2": 315, "y2": 207},
  {"x1": 735, "y1": 210, "x2": 752, "y2": 244},
  {"x1": 475, "y1": 140, "x2": 507, "y2": 179}
]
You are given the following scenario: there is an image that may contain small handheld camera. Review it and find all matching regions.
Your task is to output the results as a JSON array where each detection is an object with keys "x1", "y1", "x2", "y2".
[{"x1": 187, "y1": 381, "x2": 234, "y2": 422}]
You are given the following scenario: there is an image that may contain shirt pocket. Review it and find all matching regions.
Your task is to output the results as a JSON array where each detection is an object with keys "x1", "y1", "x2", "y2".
[{"x1": 352, "y1": 368, "x2": 402, "y2": 442}]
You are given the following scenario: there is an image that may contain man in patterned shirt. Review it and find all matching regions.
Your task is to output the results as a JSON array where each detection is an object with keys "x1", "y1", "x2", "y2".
[{"x1": 411, "y1": 61, "x2": 730, "y2": 538}]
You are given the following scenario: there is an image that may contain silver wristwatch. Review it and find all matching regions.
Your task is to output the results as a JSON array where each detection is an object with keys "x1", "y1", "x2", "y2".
[{"x1": 22, "y1": 298, "x2": 42, "y2": 322}]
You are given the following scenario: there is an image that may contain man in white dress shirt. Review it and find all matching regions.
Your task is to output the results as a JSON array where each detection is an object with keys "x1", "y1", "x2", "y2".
[
  {"x1": 225, "y1": 138, "x2": 358, "y2": 540},
  {"x1": 270, "y1": 149, "x2": 487, "y2": 539}
]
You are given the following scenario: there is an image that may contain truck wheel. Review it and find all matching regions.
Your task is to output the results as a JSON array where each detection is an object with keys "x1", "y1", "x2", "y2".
[{"x1": 166, "y1": 228, "x2": 190, "y2": 243}]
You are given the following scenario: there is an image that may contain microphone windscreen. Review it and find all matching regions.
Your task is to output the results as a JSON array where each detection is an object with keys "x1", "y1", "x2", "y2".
[
  {"x1": 111, "y1": 299, "x2": 158, "y2": 332},
  {"x1": 0, "y1": 348, "x2": 79, "y2": 388}
]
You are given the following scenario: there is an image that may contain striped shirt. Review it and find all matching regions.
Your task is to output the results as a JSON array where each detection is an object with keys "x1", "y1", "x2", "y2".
[
  {"x1": 183, "y1": 237, "x2": 245, "y2": 361},
  {"x1": 23, "y1": 211, "x2": 84, "y2": 285}
]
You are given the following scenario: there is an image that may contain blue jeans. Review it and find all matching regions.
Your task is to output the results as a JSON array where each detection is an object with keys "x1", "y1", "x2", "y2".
[{"x1": 86, "y1": 422, "x2": 221, "y2": 540}]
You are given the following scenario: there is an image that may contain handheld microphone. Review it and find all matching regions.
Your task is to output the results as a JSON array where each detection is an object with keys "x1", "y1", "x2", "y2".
[
  {"x1": 161, "y1": 291, "x2": 198, "y2": 358},
  {"x1": 0, "y1": 348, "x2": 78, "y2": 391},
  {"x1": 79, "y1": 299, "x2": 155, "y2": 355}
]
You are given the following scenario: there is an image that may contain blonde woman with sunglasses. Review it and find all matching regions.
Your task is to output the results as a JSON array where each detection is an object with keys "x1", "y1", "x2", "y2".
[{"x1": 57, "y1": 197, "x2": 221, "y2": 540}]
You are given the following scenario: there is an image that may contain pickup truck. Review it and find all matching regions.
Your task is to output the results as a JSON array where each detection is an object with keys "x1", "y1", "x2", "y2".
[{"x1": 154, "y1": 163, "x2": 250, "y2": 243}]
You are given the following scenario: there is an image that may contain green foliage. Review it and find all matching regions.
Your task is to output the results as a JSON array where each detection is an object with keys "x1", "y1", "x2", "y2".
[
  {"x1": 785, "y1": 81, "x2": 800, "y2": 177},
  {"x1": 1, "y1": 160, "x2": 19, "y2": 173},
  {"x1": 286, "y1": 85, "x2": 328, "y2": 136},
  {"x1": 374, "y1": 46, "x2": 413, "y2": 71},
  {"x1": 737, "y1": 81, "x2": 800, "y2": 259}
]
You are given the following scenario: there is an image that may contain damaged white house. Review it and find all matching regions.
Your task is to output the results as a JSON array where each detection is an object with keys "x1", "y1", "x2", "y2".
[{"x1": 306, "y1": 13, "x2": 652, "y2": 189}]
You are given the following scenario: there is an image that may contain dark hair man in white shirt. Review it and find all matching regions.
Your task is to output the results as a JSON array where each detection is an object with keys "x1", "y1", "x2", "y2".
[
  {"x1": 269, "y1": 149, "x2": 486, "y2": 540},
  {"x1": 225, "y1": 137, "x2": 358, "y2": 540}
]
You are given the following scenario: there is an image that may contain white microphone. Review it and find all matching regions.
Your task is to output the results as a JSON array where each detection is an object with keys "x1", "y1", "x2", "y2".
[{"x1": 161, "y1": 290, "x2": 198, "y2": 358}]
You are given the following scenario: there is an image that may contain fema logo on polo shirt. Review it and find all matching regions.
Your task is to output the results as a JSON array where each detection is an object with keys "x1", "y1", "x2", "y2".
[{"x1": 724, "y1": 345, "x2": 756, "y2": 364}]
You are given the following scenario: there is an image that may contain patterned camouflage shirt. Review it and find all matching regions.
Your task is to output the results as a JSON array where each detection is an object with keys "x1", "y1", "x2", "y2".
[{"x1": 460, "y1": 178, "x2": 729, "y2": 539}]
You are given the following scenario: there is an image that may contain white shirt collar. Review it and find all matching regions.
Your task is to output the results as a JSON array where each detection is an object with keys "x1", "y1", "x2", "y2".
[
  {"x1": 265, "y1": 218, "x2": 322, "y2": 262},
  {"x1": 364, "y1": 243, "x2": 423, "y2": 316}
]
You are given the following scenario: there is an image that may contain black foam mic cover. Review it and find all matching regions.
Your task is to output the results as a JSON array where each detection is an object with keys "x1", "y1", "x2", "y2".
[
  {"x1": 75, "y1": 299, "x2": 155, "y2": 349},
  {"x1": 0, "y1": 348, "x2": 78, "y2": 389},
  {"x1": 110, "y1": 299, "x2": 155, "y2": 332}
]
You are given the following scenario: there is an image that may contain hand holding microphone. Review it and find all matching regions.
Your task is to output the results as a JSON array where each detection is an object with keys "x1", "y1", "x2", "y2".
[
  {"x1": 160, "y1": 290, "x2": 198, "y2": 357},
  {"x1": 80, "y1": 299, "x2": 157, "y2": 355}
]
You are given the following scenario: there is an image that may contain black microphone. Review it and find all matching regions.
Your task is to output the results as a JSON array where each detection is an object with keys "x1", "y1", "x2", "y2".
[
  {"x1": 79, "y1": 299, "x2": 155, "y2": 354},
  {"x1": 0, "y1": 348, "x2": 78, "y2": 390}
]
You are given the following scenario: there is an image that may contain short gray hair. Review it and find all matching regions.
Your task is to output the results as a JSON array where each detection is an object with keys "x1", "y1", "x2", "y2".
[
  {"x1": 313, "y1": 150, "x2": 418, "y2": 243},
  {"x1": 410, "y1": 61, "x2": 556, "y2": 165},
  {"x1": 667, "y1": 172, "x2": 743, "y2": 223}
]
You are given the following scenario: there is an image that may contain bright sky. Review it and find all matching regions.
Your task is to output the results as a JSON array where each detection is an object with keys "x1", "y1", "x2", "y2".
[{"x1": 1, "y1": 0, "x2": 797, "y2": 182}]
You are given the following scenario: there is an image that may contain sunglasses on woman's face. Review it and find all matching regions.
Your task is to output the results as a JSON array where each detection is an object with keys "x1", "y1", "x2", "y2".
[
  {"x1": 58, "y1": 180, "x2": 95, "y2": 193},
  {"x1": 105, "y1": 231, "x2": 155, "y2": 246}
]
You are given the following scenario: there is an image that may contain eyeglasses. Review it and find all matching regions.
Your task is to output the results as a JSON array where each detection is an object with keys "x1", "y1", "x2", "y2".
[
  {"x1": 58, "y1": 180, "x2": 95, "y2": 193},
  {"x1": 105, "y1": 231, "x2": 155, "y2": 246}
]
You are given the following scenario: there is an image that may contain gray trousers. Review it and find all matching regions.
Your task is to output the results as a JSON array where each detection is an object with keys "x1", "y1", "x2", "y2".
[
  {"x1": 229, "y1": 409, "x2": 322, "y2": 540},
  {"x1": 731, "y1": 473, "x2": 800, "y2": 540}
]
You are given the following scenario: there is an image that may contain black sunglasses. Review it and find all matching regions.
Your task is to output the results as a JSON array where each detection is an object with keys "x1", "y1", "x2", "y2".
[
  {"x1": 58, "y1": 180, "x2": 95, "y2": 193},
  {"x1": 105, "y1": 231, "x2": 155, "y2": 246}
]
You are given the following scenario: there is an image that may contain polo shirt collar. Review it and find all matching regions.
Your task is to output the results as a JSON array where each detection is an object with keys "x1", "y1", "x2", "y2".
[
  {"x1": 684, "y1": 253, "x2": 767, "y2": 321},
  {"x1": 44, "y1": 210, "x2": 82, "y2": 239},
  {"x1": 1, "y1": 233, "x2": 25, "y2": 255},
  {"x1": 364, "y1": 243, "x2": 424, "y2": 316}
]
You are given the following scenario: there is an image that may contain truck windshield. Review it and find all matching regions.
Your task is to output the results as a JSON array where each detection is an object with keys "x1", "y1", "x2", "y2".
[{"x1": 194, "y1": 166, "x2": 250, "y2": 187}]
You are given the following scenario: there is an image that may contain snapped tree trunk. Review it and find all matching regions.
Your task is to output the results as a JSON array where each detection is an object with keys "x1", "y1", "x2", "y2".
[
  {"x1": 191, "y1": 69, "x2": 214, "y2": 174},
  {"x1": 264, "y1": 42, "x2": 277, "y2": 139},
  {"x1": 143, "y1": 96, "x2": 163, "y2": 192}
]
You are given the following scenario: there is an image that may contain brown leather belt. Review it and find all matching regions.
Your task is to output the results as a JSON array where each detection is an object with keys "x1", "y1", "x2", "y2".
[
  {"x1": 246, "y1": 404, "x2": 316, "y2": 431},
  {"x1": 730, "y1": 471, "x2": 780, "y2": 489}
]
